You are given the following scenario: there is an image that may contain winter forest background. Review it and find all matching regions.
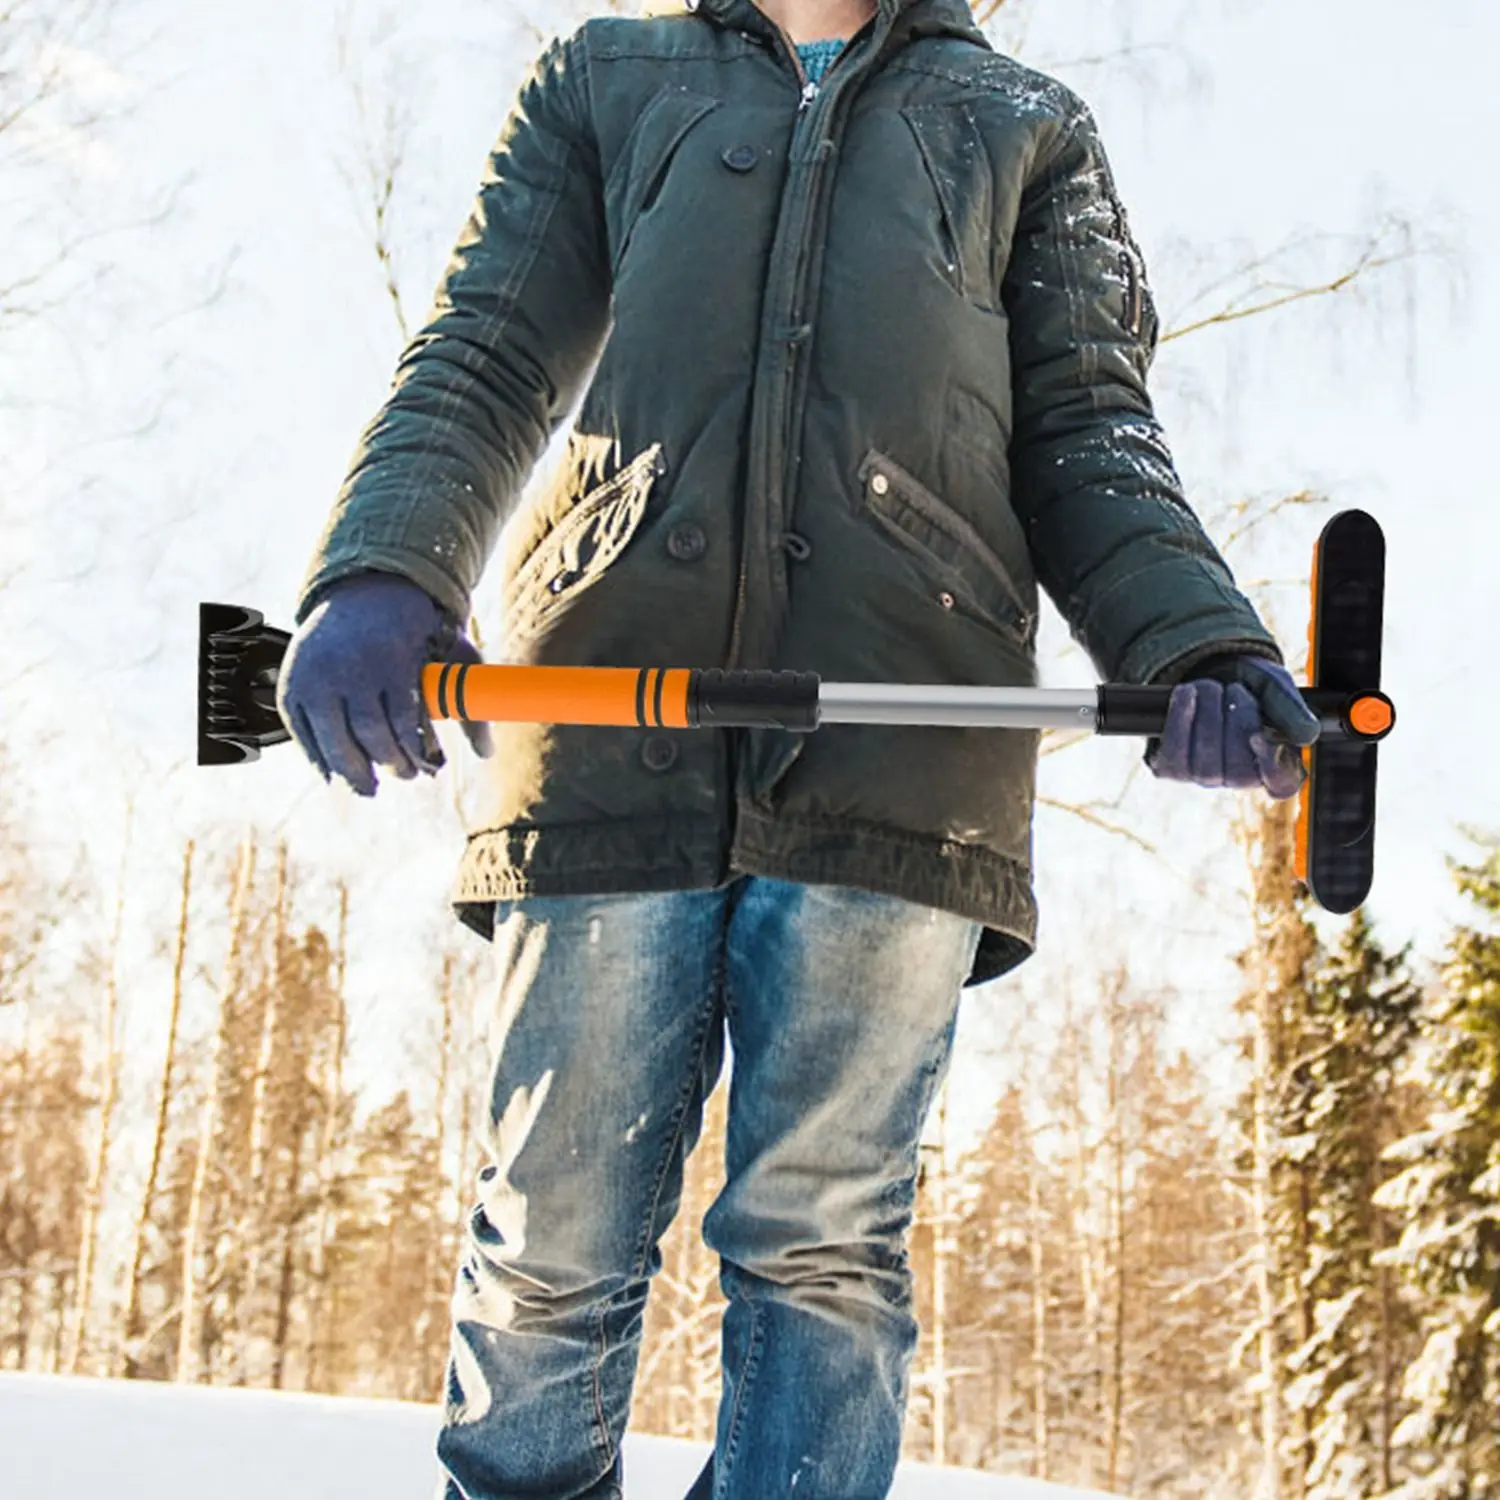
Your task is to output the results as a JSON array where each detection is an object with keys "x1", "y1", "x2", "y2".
[{"x1": 1, "y1": 0, "x2": 1496, "y2": 1497}]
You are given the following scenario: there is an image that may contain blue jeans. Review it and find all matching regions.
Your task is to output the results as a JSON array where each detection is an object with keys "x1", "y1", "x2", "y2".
[{"x1": 437, "y1": 876, "x2": 982, "y2": 1500}]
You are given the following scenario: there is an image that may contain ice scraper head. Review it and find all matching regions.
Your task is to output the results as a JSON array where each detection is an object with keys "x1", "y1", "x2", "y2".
[{"x1": 198, "y1": 603, "x2": 293, "y2": 765}]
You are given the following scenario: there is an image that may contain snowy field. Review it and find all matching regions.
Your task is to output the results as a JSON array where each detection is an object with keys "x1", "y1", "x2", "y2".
[{"x1": 0, "y1": 1372, "x2": 1109, "y2": 1499}]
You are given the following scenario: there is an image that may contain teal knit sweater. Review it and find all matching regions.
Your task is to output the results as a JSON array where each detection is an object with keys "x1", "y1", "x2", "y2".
[{"x1": 795, "y1": 39, "x2": 844, "y2": 83}]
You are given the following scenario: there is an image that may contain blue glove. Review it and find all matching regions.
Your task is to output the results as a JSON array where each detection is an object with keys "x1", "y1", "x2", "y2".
[
  {"x1": 1145, "y1": 654, "x2": 1321, "y2": 800},
  {"x1": 276, "y1": 572, "x2": 493, "y2": 798}
]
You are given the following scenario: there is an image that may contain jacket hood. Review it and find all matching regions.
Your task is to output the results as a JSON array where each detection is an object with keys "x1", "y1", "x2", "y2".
[{"x1": 688, "y1": 0, "x2": 990, "y2": 54}]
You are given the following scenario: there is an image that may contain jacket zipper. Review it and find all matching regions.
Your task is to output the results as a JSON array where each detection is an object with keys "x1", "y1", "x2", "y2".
[
  {"x1": 726, "y1": 40, "x2": 808, "y2": 663},
  {"x1": 778, "y1": 24, "x2": 818, "y2": 101},
  {"x1": 725, "y1": 18, "x2": 879, "y2": 669}
]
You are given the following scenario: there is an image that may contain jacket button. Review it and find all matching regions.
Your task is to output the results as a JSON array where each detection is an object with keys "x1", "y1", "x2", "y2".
[
  {"x1": 870, "y1": 472, "x2": 891, "y2": 496},
  {"x1": 667, "y1": 523, "x2": 708, "y2": 561},
  {"x1": 721, "y1": 145, "x2": 759, "y2": 173},
  {"x1": 641, "y1": 736, "x2": 679, "y2": 773}
]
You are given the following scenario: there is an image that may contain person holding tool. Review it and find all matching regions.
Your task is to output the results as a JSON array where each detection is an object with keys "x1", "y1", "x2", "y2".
[{"x1": 275, "y1": 0, "x2": 1320, "y2": 1491}]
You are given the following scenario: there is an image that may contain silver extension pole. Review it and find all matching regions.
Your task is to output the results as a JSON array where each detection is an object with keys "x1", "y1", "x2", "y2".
[{"x1": 816, "y1": 683, "x2": 1098, "y2": 731}]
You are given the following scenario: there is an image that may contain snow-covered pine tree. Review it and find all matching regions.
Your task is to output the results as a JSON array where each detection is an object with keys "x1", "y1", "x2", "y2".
[
  {"x1": 1047, "y1": 979, "x2": 1109, "y2": 1485},
  {"x1": 949, "y1": 963, "x2": 1254, "y2": 1491},
  {"x1": 324, "y1": 1090, "x2": 445, "y2": 1400},
  {"x1": 950, "y1": 1080, "x2": 1053, "y2": 1472},
  {"x1": 1375, "y1": 832, "x2": 1500, "y2": 1500},
  {"x1": 1281, "y1": 909, "x2": 1423, "y2": 1500},
  {"x1": 1129, "y1": 1038, "x2": 1258, "y2": 1492}
]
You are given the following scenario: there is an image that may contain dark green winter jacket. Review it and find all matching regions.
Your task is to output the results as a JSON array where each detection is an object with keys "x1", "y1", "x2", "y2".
[{"x1": 293, "y1": 0, "x2": 1286, "y2": 985}]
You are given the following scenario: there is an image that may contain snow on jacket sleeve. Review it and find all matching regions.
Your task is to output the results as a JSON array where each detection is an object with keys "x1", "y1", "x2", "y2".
[
  {"x1": 1001, "y1": 101, "x2": 1284, "y2": 687},
  {"x1": 293, "y1": 30, "x2": 610, "y2": 628}
]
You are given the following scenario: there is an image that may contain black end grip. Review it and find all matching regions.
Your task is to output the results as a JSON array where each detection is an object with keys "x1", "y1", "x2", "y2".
[
  {"x1": 1096, "y1": 685, "x2": 1174, "y2": 737},
  {"x1": 687, "y1": 669, "x2": 821, "y2": 731}
]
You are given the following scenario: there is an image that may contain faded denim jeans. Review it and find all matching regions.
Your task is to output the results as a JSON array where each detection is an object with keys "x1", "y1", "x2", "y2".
[{"x1": 437, "y1": 875, "x2": 982, "y2": 1500}]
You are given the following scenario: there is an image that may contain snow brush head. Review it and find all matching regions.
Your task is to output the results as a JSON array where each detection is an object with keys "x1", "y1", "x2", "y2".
[
  {"x1": 1294, "y1": 509, "x2": 1394, "y2": 914},
  {"x1": 197, "y1": 603, "x2": 292, "y2": 765}
]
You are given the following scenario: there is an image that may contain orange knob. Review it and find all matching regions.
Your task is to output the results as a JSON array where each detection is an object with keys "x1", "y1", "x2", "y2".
[{"x1": 1349, "y1": 695, "x2": 1394, "y2": 738}]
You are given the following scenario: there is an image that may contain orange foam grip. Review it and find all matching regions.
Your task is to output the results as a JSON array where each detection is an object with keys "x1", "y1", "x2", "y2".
[{"x1": 422, "y1": 664, "x2": 693, "y2": 729}]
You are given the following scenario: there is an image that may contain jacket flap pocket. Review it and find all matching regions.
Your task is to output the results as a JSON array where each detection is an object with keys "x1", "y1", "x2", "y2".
[
  {"x1": 505, "y1": 443, "x2": 666, "y2": 633},
  {"x1": 604, "y1": 87, "x2": 720, "y2": 274},
  {"x1": 858, "y1": 449, "x2": 1030, "y2": 640}
]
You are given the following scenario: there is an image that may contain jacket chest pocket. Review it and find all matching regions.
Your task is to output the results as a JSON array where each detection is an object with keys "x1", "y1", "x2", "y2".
[
  {"x1": 901, "y1": 104, "x2": 1002, "y2": 313},
  {"x1": 858, "y1": 450, "x2": 1033, "y2": 647},
  {"x1": 503, "y1": 444, "x2": 667, "y2": 647},
  {"x1": 603, "y1": 87, "x2": 720, "y2": 279}
]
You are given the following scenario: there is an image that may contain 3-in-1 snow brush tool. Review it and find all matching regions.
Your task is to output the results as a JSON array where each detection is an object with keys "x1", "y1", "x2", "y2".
[{"x1": 199, "y1": 508, "x2": 1394, "y2": 913}]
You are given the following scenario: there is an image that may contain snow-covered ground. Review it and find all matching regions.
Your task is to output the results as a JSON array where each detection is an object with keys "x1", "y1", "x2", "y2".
[{"x1": 0, "y1": 1371, "x2": 1109, "y2": 1499}]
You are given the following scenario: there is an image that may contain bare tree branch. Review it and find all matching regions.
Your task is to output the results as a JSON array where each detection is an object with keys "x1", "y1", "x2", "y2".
[
  {"x1": 1160, "y1": 216, "x2": 1428, "y2": 345},
  {"x1": 1038, "y1": 794, "x2": 1159, "y2": 856},
  {"x1": 332, "y1": 3, "x2": 418, "y2": 344},
  {"x1": 1209, "y1": 489, "x2": 1329, "y2": 557},
  {"x1": 0, "y1": 0, "x2": 147, "y2": 329},
  {"x1": 1042, "y1": 40, "x2": 1174, "y2": 74},
  {"x1": 1041, "y1": 728, "x2": 1094, "y2": 758},
  {"x1": 974, "y1": 0, "x2": 1035, "y2": 47},
  {"x1": 502, "y1": 0, "x2": 636, "y2": 51}
]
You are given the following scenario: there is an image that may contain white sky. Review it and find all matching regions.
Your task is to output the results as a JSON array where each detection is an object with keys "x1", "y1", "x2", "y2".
[{"x1": 2, "y1": 0, "x2": 1496, "y2": 1157}]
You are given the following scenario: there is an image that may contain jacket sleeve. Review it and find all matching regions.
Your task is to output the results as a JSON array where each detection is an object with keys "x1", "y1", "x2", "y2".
[
  {"x1": 1000, "y1": 101, "x2": 1282, "y2": 687},
  {"x1": 293, "y1": 29, "x2": 611, "y2": 627}
]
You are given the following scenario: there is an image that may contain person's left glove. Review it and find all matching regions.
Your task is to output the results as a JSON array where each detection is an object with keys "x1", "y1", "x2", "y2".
[
  {"x1": 1145, "y1": 654, "x2": 1321, "y2": 800},
  {"x1": 276, "y1": 571, "x2": 494, "y2": 798}
]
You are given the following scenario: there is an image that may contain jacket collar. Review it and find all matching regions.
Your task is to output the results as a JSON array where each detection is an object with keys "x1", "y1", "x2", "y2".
[{"x1": 883, "y1": 0, "x2": 989, "y2": 50}]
